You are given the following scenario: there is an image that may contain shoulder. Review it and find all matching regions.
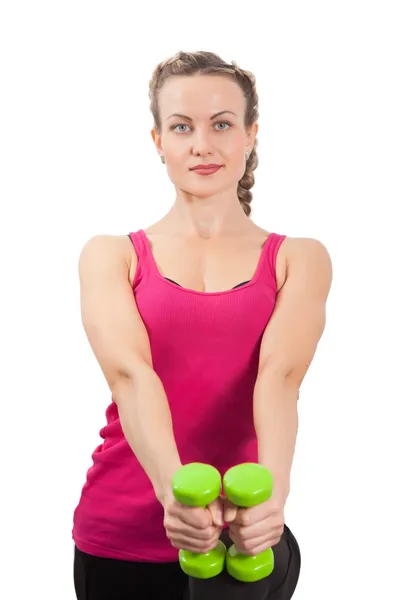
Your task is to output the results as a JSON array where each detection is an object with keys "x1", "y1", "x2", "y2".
[
  {"x1": 285, "y1": 236, "x2": 332, "y2": 266},
  {"x1": 283, "y1": 236, "x2": 333, "y2": 292},
  {"x1": 79, "y1": 234, "x2": 135, "y2": 272},
  {"x1": 262, "y1": 230, "x2": 331, "y2": 292}
]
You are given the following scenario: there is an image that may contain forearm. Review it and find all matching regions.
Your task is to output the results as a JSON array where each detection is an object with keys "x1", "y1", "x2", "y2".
[
  {"x1": 253, "y1": 374, "x2": 299, "y2": 502},
  {"x1": 113, "y1": 365, "x2": 182, "y2": 503}
]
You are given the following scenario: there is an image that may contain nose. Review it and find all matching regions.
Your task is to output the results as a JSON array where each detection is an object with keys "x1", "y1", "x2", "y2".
[{"x1": 191, "y1": 127, "x2": 214, "y2": 156}]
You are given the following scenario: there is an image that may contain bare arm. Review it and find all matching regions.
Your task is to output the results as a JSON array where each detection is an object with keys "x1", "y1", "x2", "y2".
[
  {"x1": 78, "y1": 234, "x2": 182, "y2": 503},
  {"x1": 254, "y1": 238, "x2": 333, "y2": 497}
]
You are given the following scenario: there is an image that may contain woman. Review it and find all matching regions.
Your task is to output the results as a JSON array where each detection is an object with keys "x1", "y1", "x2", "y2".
[{"x1": 72, "y1": 50, "x2": 332, "y2": 599}]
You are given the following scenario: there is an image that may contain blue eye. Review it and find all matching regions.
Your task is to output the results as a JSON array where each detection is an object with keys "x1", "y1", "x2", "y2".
[
  {"x1": 171, "y1": 121, "x2": 232, "y2": 133},
  {"x1": 215, "y1": 121, "x2": 231, "y2": 131},
  {"x1": 173, "y1": 124, "x2": 190, "y2": 133}
]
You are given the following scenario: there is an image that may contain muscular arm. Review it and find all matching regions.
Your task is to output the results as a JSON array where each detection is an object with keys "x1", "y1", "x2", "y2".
[
  {"x1": 78, "y1": 235, "x2": 182, "y2": 502},
  {"x1": 254, "y1": 238, "x2": 333, "y2": 497}
]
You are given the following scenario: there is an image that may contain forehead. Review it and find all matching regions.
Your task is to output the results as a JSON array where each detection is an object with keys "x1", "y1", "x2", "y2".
[{"x1": 158, "y1": 74, "x2": 245, "y2": 120}]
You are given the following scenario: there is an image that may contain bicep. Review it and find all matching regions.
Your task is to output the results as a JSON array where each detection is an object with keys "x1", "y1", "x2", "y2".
[
  {"x1": 78, "y1": 235, "x2": 153, "y2": 391},
  {"x1": 257, "y1": 238, "x2": 333, "y2": 386}
]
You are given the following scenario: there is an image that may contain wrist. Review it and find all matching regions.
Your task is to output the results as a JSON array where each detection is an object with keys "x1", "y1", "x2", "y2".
[
  {"x1": 271, "y1": 478, "x2": 290, "y2": 504},
  {"x1": 259, "y1": 466, "x2": 290, "y2": 502},
  {"x1": 154, "y1": 461, "x2": 183, "y2": 505}
]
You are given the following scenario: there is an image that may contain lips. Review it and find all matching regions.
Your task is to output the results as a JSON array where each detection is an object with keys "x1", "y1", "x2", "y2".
[
  {"x1": 191, "y1": 165, "x2": 222, "y2": 175},
  {"x1": 191, "y1": 164, "x2": 221, "y2": 170}
]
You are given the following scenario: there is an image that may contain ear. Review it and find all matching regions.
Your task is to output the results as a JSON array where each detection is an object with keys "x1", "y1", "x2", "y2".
[
  {"x1": 151, "y1": 128, "x2": 163, "y2": 156},
  {"x1": 246, "y1": 122, "x2": 258, "y2": 154}
]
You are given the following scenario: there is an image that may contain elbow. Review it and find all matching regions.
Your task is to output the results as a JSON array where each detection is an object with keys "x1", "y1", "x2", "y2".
[
  {"x1": 111, "y1": 373, "x2": 135, "y2": 405},
  {"x1": 257, "y1": 361, "x2": 294, "y2": 383},
  {"x1": 255, "y1": 369, "x2": 301, "y2": 401},
  {"x1": 111, "y1": 361, "x2": 156, "y2": 404},
  {"x1": 257, "y1": 358, "x2": 310, "y2": 391}
]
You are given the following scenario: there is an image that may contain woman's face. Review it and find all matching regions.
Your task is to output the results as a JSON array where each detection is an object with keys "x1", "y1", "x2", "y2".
[{"x1": 152, "y1": 75, "x2": 257, "y2": 196}]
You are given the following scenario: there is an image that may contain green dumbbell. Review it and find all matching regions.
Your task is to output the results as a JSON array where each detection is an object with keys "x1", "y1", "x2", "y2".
[
  {"x1": 223, "y1": 463, "x2": 274, "y2": 583},
  {"x1": 171, "y1": 463, "x2": 227, "y2": 579}
]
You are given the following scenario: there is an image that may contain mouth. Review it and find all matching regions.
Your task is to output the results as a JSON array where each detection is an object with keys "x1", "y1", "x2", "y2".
[{"x1": 190, "y1": 165, "x2": 223, "y2": 176}]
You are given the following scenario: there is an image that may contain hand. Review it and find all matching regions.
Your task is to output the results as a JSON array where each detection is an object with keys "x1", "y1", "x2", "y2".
[
  {"x1": 222, "y1": 489, "x2": 286, "y2": 556},
  {"x1": 161, "y1": 487, "x2": 224, "y2": 554}
]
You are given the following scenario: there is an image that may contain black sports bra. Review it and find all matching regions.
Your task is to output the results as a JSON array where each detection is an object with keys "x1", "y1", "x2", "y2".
[{"x1": 165, "y1": 277, "x2": 250, "y2": 290}]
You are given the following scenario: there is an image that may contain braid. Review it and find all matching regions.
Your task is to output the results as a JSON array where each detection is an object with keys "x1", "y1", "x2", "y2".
[
  {"x1": 238, "y1": 140, "x2": 259, "y2": 217},
  {"x1": 230, "y1": 62, "x2": 259, "y2": 217}
]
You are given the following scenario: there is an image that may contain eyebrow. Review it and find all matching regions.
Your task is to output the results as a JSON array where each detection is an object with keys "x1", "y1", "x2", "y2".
[{"x1": 167, "y1": 110, "x2": 237, "y2": 121}]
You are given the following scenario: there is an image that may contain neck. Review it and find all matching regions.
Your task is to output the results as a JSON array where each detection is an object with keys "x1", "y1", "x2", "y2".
[{"x1": 164, "y1": 190, "x2": 251, "y2": 239}]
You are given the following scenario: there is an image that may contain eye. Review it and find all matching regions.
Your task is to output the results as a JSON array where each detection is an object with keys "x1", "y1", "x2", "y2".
[
  {"x1": 214, "y1": 120, "x2": 232, "y2": 131},
  {"x1": 170, "y1": 121, "x2": 233, "y2": 134},
  {"x1": 172, "y1": 123, "x2": 190, "y2": 133}
]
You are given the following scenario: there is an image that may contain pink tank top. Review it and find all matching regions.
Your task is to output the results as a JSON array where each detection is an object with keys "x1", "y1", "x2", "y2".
[{"x1": 72, "y1": 229, "x2": 287, "y2": 562}]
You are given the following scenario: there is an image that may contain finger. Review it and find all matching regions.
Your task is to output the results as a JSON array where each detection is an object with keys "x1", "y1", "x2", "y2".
[
  {"x1": 223, "y1": 498, "x2": 238, "y2": 523},
  {"x1": 207, "y1": 498, "x2": 224, "y2": 526},
  {"x1": 171, "y1": 531, "x2": 221, "y2": 553},
  {"x1": 230, "y1": 534, "x2": 269, "y2": 555},
  {"x1": 229, "y1": 519, "x2": 269, "y2": 537},
  {"x1": 245, "y1": 539, "x2": 277, "y2": 555},
  {"x1": 176, "y1": 504, "x2": 212, "y2": 529},
  {"x1": 225, "y1": 506, "x2": 238, "y2": 523},
  {"x1": 166, "y1": 516, "x2": 215, "y2": 541}
]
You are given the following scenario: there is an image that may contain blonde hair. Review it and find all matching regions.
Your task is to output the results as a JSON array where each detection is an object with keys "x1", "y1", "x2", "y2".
[{"x1": 149, "y1": 50, "x2": 259, "y2": 217}]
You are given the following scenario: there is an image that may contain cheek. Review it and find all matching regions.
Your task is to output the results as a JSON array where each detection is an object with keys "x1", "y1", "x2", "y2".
[
  {"x1": 225, "y1": 145, "x2": 247, "y2": 178},
  {"x1": 224, "y1": 136, "x2": 246, "y2": 165},
  {"x1": 163, "y1": 147, "x2": 188, "y2": 176},
  {"x1": 164, "y1": 142, "x2": 188, "y2": 165}
]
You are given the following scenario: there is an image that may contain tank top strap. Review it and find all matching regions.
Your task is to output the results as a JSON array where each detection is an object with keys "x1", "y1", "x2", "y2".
[
  {"x1": 127, "y1": 229, "x2": 146, "y2": 255},
  {"x1": 258, "y1": 232, "x2": 287, "y2": 287},
  {"x1": 127, "y1": 229, "x2": 154, "y2": 285}
]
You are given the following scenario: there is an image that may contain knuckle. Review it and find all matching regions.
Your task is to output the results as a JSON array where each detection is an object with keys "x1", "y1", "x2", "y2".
[
  {"x1": 276, "y1": 524, "x2": 284, "y2": 536},
  {"x1": 198, "y1": 527, "x2": 209, "y2": 540},
  {"x1": 205, "y1": 541, "x2": 217, "y2": 553},
  {"x1": 201, "y1": 526, "x2": 214, "y2": 540},
  {"x1": 242, "y1": 539, "x2": 251, "y2": 551}
]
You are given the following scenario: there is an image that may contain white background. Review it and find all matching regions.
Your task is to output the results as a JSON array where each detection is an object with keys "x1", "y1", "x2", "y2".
[{"x1": 1, "y1": 1, "x2": 399, "y2": 598}]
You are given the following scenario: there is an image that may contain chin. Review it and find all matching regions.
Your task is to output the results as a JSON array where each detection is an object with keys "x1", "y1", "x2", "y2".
[
  {"x1": 182, "y1": 177, "x2": 228, "y2": 193},
  {"x1": 187, "y1": 186, "x2": 226, "y2": 198}
]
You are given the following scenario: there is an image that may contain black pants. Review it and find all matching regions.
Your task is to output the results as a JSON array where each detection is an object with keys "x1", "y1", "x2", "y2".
[{"x1": 73, "y1": 524, "x2": 301, "y2": 599}]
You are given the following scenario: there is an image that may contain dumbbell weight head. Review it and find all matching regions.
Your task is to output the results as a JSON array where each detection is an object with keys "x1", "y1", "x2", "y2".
[{"x1": 172, "y1": 463, "x2": 226, "y2": 579}]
